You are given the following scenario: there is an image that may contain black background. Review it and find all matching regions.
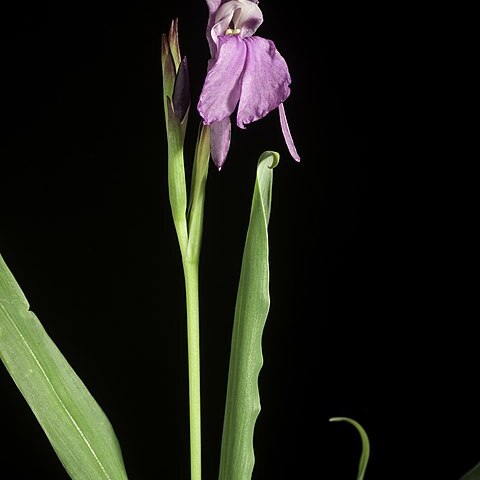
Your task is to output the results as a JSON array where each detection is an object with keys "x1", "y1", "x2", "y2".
[{"x1": 0, "y1": 1, "x2": 477, "y2": 479}]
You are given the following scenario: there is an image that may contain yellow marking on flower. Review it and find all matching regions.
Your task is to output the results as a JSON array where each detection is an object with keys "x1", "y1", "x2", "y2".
[{"x1": 225, "y1": 28, "x2": 241, "y2": 35}]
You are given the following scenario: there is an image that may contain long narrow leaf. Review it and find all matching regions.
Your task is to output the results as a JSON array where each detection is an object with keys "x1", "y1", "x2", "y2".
[
  {"x1": 461, "y1": 462, "x2": 480, "y2": 480},
  {"x1": 218, "y1": 151, "x2": 279, "y2": 480},
  {"x1": 0, "y1": 253, "x2": 129, "y2": 480}
]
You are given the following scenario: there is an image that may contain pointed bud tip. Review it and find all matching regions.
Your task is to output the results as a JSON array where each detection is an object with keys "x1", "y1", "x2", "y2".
[
  {"x1": 213, "y1": 158, "x2": 225, "y2": 171},
  {"x1": 172, "y1": 56, "x2": 190, "y2": 122},
  {"x1": 168, "y1": 18, "x2": 181, "y2": 70}
]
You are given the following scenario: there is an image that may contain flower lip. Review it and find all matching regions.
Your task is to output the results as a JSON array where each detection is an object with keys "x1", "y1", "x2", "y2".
[{"x1": 214, "y1": 0, "x2": 263, "y2": 39}]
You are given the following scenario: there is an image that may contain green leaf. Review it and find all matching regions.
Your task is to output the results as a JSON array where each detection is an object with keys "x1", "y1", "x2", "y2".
[
  {"x1": 330, "y1": 417, "x2": 370, "y2": 480},
  {"x1": 161, "y1": 19, "x2": 181, "y2": 100},
  {"x1": 165, "y1": 96, "x2": 188, "y2": 256},
  {"x1": 186, "y1": 123, "x2": 210, "y2": 264},
  {"x1": 161, "y1": 33, "x2": 175, "y2": 101},
  {"x1": 218, "y1": 151, "x2": 279, "y2": 480},
  {"x1": 167, "y1": 18, "x2": 181, "y2": 72},
  {"x1": 461, "y1": 462, "x2": 480, "y2": 480},
  {"x1": 0, "y1": 253, "x2": 129, "y2": 480}
]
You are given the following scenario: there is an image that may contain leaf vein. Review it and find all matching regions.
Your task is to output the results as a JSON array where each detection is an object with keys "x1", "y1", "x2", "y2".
[{"x1": 0, "y1": 302, "x2": 112, "y2": 480}]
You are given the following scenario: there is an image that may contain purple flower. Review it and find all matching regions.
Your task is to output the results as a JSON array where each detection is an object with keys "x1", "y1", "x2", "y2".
[{"x1": 198, "y1": 0, "x2": 300, "y2": 169}]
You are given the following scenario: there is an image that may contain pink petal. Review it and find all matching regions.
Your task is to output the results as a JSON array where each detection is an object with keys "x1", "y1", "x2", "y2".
[
  {"x1": 206, "y1": 0, "x2": 222, "y2": 13},
  {"x1": 236, "y1": 36, "x2": 291, "y2": 128},
  {"x1": 197, "y1": 35, "x2": 247, "y2": 125},
  {"x1": 205, "y1": 0, "x2": 224, "y2": 56},
  {"x1": 210, "y1": 117, "x2": 232, "y2": 170}
]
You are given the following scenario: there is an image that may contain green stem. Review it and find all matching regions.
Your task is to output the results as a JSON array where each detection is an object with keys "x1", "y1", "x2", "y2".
[
  {"x1": 182, "y1": 124, "x2": 209, "y2": 480},
  {"x1": 166, "y1": 120, "x2": 208, "y2": 480},
  {"x1": 183, "y1": 259, "x2": 201, "y2": 480}
]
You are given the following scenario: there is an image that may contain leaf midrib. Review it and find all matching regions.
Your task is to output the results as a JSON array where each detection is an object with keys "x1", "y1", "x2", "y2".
[{"x1": 0, "y1": 301, "x2": 112, "y2": 480}]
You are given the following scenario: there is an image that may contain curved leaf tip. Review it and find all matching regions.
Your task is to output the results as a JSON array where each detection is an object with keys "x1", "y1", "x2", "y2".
[
  {"x1": 330, "y1": 417, "x2": 370, "y2": 480},
  {"x1": 258, "y1": 150, "x2": 280, "y2": 170}
]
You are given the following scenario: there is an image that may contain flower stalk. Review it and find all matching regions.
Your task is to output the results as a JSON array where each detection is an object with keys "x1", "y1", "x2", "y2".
[{"x1": 162, "y1": 19, "x2": 210, "y2": 480}]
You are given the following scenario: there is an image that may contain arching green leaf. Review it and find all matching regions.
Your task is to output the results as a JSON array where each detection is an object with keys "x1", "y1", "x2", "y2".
[
  {"x1": 461, "y1": 461, "x2": 480, "y2": 480},
  {"x1": 0, "y1": 254, "x2": 129, "y2": 480}
]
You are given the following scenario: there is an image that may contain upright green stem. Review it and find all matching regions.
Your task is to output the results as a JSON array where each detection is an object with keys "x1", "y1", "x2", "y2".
[
  {"x1": 183, "y1": 259, "x2": 201, "y2": 480},
  {"x1": 182, "y1": 124, "x2": 209, "y2": 480},
  {"x1": 163, "y1": 18, "x2": 210, "y2": 478},
  {"x1": 164, "y1": 95, "x2": 209, "y2": 478}
]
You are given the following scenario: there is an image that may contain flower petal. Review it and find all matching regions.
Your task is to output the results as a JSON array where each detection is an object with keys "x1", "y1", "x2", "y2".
[
  {"x1": 210, "y1": 117, "x2": 232, "y2": 170},
  {"x1": 197, "y1": 35, "x2": 246, "y2": 125},
  {"x1": 236, "y1": 36, "x2": 291, "y2": 128},
  {"x1": 205, "y1": 0, "x2": 222, "y2": 56},
  {"x1": 278, "y1": 103, "x2": 300, "y2": 162},
  {"x1": 206, "y1": 0, "x2": 222, "y2": 12},
  {"x1": 206, "y1": 0, "x2": 258, "y2": 12}
]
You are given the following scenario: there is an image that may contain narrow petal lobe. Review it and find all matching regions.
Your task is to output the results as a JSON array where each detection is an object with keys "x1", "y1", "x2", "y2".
[{"x1": 278, "y1": 103, "x2": 300, "y2": 162}]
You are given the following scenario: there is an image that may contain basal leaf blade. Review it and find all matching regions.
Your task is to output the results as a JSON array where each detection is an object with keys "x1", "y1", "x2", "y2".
[
  {"x1": 218, "y1": 151, "x2": 279, "y2": 480},
  {"x1": 0, "y1": 253, "x2": 129, "y2": 480},
  {"x1": 461, "y1": 462, "x2": 480, "y2": 480}
]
